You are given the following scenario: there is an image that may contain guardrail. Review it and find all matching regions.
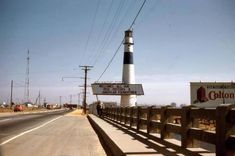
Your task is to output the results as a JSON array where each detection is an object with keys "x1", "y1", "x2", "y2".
[{"x1": 103, "y1": 104, "x2": 235, "y2": 156}]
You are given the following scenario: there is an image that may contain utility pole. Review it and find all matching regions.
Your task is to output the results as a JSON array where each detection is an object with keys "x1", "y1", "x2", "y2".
[
  {"x1": 10, "y1": 80, "x2": 13, "y2": 107},
  {"x1": 59, "y1": 96, "x2": 62, "y2": 106},
  {"x1": 35, "y1": 91, "x2": 40, "y2": 105},
  {"x1": 38, "y1": 90, "x2": 41, "y2": 105},
  {"x1": 43, "y1": 97, "x2": 47, "y2": 108},
  {"x1": 77, "y1": 93, "x2": 80, "y2": 109},
  {"x1": 80, "y1": 65, "x2": 93, "y2": 114}
]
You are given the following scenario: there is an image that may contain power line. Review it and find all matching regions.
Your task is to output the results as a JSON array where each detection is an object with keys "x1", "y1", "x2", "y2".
[
  {"x1": 87, "y1": 0, "x2": 115, "y2": 65},
  {"x1": 91, "y1": 0, "x2": 126, "y2": 66},
  {"x1": 96, "y1": 0, "x2": 147, "y2": 81},
  {"x1": 129, "y1": 0, "x2": 147, "y2": 29},
  {"x1": 81, "y1": 0, "x2": 101, "y2": 65},
  {"x1": 97, "y1": 38, "x2": 124, "y2": 81},
  {"x1": 93, "y1": 0, "x2": 139, "y2": 67}
]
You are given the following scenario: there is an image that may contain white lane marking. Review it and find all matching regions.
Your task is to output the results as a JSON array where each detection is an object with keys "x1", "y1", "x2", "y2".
[
  {"x1": 0, "y1": 116, "x2": 62, "y2": 146},
  {"x1": 0, "y1": 119, "x2": 11, "y2": 123}
]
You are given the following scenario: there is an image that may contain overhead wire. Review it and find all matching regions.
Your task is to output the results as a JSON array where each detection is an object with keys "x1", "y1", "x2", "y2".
[
  {"x1": 92, "y1": 0, "x2": 136, "y2": 66},
  {"x1": 134, "y1": 0, "x2": 159, "y2": 30},
  {"x1": 91, "y1": 0, "x2": 126, "y2": 66},
  {"x1": 87, "y1": 0, "x2": 115, "y2": 65},
  {"x1": 115, "y1": 0, "x2": 139, "y2": 33},
  {"x1": 81, "y1": 0, "x2": 101, "y2": 65},
  {"x1": 97, "y1": 0, "x2": 147, "y2": 81},
  {"x1": 129, "y1": 0, "x2": 147, "y2": 29},
  {"x1": 97, "y1": 38, "x2": 124, "y2": 81},
  {"x1": 99, "y1": 0, "x2": 140, "y2": 53}
]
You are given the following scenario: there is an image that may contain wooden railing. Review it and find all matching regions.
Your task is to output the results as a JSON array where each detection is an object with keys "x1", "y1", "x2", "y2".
[{"x1": 102, "y1": 104, "x2": 235, "y2": 156}]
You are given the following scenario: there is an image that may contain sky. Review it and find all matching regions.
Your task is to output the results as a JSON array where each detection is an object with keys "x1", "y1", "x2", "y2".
[{"x1": 0, "y1": 0, "x2": 235, "y2": 106}]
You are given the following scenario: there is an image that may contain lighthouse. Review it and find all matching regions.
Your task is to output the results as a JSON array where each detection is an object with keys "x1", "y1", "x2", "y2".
[{"x1": 120, "y1": 29, "x2": 137, "y2": 107}]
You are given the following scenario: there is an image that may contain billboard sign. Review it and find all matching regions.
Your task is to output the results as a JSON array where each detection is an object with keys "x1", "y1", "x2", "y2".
[
  {"x1": 91, "y1": 83, "x2": 144, "y2": 95},
  {"x1": 190, "y1": 82, "x2": 235, "y2": 107}
]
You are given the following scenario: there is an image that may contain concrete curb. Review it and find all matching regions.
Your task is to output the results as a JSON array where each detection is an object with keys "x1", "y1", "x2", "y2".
[{"x1": 87, "y1": 115, "x2": 124, "y2": 156}]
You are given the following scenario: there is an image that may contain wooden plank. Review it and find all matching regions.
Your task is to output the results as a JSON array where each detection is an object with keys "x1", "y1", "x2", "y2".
[
  {"x1": 151, "y1": 108, "x2": 161, "y2": 115},
  {"x1": 150, "y1": 120, "x2": 161, "y2": 129},
  {"x1": 227, "y1": 109, "x2": 235, "y2": 124},
  {"x1": 166, "y1": 108, "x2": 182, "y2": 116},
  {"x1": 140, "y1": 107, "x2": 148, "y2": 114},
  {"x1": 165, "y1": 123, "x2": 181, "y2": 134},
  {"x1": 190, "y1": 108, "x2": 216, "y2": 120},
  {"x1": 189, "y1": 128, "x2": 216, "y2": 145},
  {"x1": 226, "y1": 135, "x2": 235, "y2": 150},
  {"x1": 140, "y1": 118, "x2": 147, "y2": 125}
]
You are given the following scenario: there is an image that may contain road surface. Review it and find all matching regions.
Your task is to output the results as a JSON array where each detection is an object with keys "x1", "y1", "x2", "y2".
[
  {"x1": 0, "y1": 109, "x2": 106, "y2": 156},
  {"x1": 0, "y1": 110, "x2": 69, "y2": 143}
]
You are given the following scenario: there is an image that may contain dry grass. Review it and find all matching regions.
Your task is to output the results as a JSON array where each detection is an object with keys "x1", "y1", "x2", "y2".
[
  {"x1": 0, "y1": 107, "x2": 47, "y2": 113},
  {"x1": 0, "y1": 107, "x2": 13, "y2": 113}
]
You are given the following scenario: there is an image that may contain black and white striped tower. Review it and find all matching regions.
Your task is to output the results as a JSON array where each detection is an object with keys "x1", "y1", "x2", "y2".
[{"x1": 120, "y1": 29, "x2": 136, "y2": 107}]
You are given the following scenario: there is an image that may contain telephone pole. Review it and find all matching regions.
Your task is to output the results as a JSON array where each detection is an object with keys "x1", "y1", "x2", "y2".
[
  {"x1": 38, "y1": 90, "x2": 41, "y2": 105},
  {"x1": 77, "y1": 93, "x2": 80, "y2": 109},
  {"x1": 80, "y1": 65, "x2": 93, "y2": 114},
  {"x1": 59, "y1": 96, "x2": 62, "y2": 106}
]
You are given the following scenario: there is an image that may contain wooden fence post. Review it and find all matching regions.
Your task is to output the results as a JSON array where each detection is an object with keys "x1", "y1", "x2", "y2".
[
  {"x1": 117, "y1": 107, "x2": 120, "y2": 122},
  {"x1": 107, "y1": 107, "x2": 110, "y2": 118},
  {"x1": 147, "y1": 106, "x2": 153, "y2": 134},
  {"x1": 130, "y1": 107, "x2": 134, "y2": 127},
  {"x1": 118, "y1": 107, "x2": 121, "y2": 121},
  {"x1": 181, "y1": 106, "x2": 193, "y2": 148},
  {"x1": 160, "y1": 106, "x2": 171, "y2": 139},
  {"x1": 109, "y1": 107, "x2": 111, "y2": 118},
  {"x1": 111, "y1": 108, "x2": 113, "y2": 119},
  {"x1": 118, "y1": 107, "x2": 121, "y2": 122},
  {"x1": 104, "y1": 107, "x2": 107, "y2": 118},
  {"x1": 115, "y1": 107, "x2": 118, "y2": 121},
  {"x1": 124, "y1": 107, "x2": 127, "y2": 125},
  {"x1": 113, "y1": 107, "x2": 115, "y2": 120},
  {"x1": 120, "y1": 107, "x2": 124, "y2": 123},
  {"x1": 120, "y1": 107, "x2": 122, "y2": 122},
  {"x1": 111, "y1": 107, "x2": 114, "y2": 120},
  {"x1": 137, "y1": 107, "x2": 141, "y2": 131},
  {"x1": 216, "y1": 105, "x2": 234, "y2": 156}
]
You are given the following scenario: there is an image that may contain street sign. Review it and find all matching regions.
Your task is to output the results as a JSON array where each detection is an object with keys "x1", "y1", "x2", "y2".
[{"x1": 91, "y1": 83, "x2": 144, "y2": 95}]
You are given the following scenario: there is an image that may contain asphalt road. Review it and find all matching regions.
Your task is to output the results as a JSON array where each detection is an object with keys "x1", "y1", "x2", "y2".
[
  {"x1": 0, "y1": 109, "x2": 106, "y2": 156},
  {"x1": 0, "y1": 109, "x2": 70, "y2": 144}
]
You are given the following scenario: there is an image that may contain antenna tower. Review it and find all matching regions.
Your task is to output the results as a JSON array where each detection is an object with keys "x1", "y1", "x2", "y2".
[{"x1": 24, "y1": 50, "x2": 30, "y2": 102}]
